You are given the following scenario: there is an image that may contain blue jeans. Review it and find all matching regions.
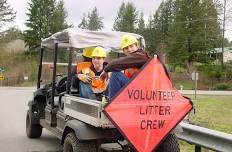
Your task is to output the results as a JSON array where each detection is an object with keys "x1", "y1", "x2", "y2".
[
  {"x1": 108, "y1": 72, "x2": 129, "y2": 100},
  {"x1": 79, "y1": 82, "x2": 98, "y2": 100}
]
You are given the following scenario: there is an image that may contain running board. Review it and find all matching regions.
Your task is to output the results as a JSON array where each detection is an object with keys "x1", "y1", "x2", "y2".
[{"x1": 40, "y1": 119, "x2": 62, "y2": 139}]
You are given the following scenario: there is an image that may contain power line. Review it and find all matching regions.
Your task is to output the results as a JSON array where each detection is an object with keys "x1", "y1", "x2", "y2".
[{"x1": 152, "y1": 18, "x2": 220, "y2": 26}]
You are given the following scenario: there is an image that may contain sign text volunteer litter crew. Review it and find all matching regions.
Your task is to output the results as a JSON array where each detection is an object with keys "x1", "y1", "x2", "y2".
[{"x1": 104, "y1": 55, "x2": 193, "y2": 152}]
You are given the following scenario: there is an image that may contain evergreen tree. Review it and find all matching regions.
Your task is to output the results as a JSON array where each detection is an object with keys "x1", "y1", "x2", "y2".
[
  {"x1": 78, "y1": 13, "x2": 88, "y2": 29},
  {"x1": 150, "y1": 0, "x2": 176, "y2": 56},
  {"x1": 144, "y1": 15, "x2": 156, "y2": 55},
  {"x1": 113, "y1": 2, "x2": 138, "y2": 32},
  {"x1": 113, "y1": 2, "x2": 125, "y2": 31},
  {"x1": 136, "y1": 12, "x2": 145, "y2": 35},
  {"x1": 78, "y1": 7, "x2": 103, "y2": 31},
  {"x1": 24, "y1": 0, "x2": 68, "y2": 50},
  {"x1": 87, "y1": 7, "x2": 103, "y2": 31},
  {"x1": 200, "y1": 0, "x2": 222, "y2": 58},
  {"x1": 168, "y1": 0, "x2": 222, "y2": 71},
  {"x1": 0, "y1": 0, "x2": 15, "y2": 30},
  {"x1": 167, "y1": 0, "x2": 213, "y2": 72},
  {"x1": 51, "y1": 0, "x2": 68, "y2": 33}
]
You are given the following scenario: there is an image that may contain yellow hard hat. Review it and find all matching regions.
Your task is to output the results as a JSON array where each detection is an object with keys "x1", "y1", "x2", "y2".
[
  {"x1": 120, "y1": 34, "x2": 138, "y2": 49},
  {"x1": 91, "y1": 47, "x2": 107, "y2": 58},
  {"x1": 83, "y1": 47, "x2": 94, "y2": 58}
]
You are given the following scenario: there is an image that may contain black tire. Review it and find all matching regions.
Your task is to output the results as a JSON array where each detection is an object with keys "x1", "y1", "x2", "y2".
[
  {"x1": 63, "y1": 132, "x2": 97, "y2": 152},
  {"x1": 26, "y1": 110, "x2": 42, "y2": 138},
  {"x1": 154, "y1": 134, "x2": 180, "y2": 152}
]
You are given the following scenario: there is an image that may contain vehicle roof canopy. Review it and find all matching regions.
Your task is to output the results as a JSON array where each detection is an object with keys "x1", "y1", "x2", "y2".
[{"x1": 41, "y1": 28, "x2": 145, "y2": 52}]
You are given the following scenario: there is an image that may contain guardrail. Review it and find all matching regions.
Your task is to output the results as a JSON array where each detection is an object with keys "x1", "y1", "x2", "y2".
[{"x1": 177, "y1": 122, "x2": 232, "y2": 152}]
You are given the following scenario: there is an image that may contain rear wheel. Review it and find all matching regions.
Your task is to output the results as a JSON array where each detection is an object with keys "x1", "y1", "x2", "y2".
[
  {"x1": 155, "y1": 134, "x2": 180, "y2": 152},
  {"x1": 26, "y1": 110, "x2": 42, "y2": 138},
  {"x1": 63, "y1": 132, "x2": 97, "y2": 152}
]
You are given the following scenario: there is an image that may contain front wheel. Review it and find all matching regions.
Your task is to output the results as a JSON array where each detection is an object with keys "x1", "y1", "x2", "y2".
[
  {"x1": 155, "y1": 134, "x2": 180, "y2": 152},
  {"x1": 26, "y1": 110, "x2": 42, "y2": 138},
  {"x1": 63, "y1": 132, "x2": 97, "y2": 152}
]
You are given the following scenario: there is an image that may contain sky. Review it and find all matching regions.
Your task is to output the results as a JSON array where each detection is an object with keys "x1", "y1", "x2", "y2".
[
  {"x1": 7, "y1": 0, "x2": 232, "y2": 41},
  {"x1": 7, "y1": 0, "x2": 162, "y2": 31}
]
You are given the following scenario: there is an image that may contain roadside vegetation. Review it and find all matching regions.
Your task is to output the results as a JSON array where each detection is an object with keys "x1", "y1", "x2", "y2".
[
  {"x1": 180, "y1": 95, "x2": 232, "y2": 151},
  {"x1": 0, "y1": 50, "x2": 38, "y2": 86},
  {"x1": 170, "y1": 63, "x2": 232, "y2": 90}
]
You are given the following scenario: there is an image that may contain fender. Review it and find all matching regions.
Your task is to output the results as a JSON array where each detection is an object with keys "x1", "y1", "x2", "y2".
[
  {"x1": 61, "y1": 119, "x2": 110, "y2": 144},
  {"x1": 33, "y1": 88, "x2": 44, "y2": 97}
]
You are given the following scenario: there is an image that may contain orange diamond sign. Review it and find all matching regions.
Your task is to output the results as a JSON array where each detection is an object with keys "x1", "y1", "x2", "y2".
[{"x1": 104, "y1": 55, "x2": 193, "y2": 152}]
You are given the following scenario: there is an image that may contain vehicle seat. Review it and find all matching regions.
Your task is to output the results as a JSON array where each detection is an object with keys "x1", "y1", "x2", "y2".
[{"x1": 56, "y1": 75, "x2": 67, "y2": 94}]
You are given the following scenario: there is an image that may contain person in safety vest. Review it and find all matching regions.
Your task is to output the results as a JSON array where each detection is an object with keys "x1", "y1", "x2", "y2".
[
  {"x1": 77, "y1": 46, "x2": 108, "y2": 101},
  {"x1": 71, "y1": 47, "x2": 93, "y2": 89},
  {"x1": 100, "y1": 34, "x2": 150, "y2": 100}
]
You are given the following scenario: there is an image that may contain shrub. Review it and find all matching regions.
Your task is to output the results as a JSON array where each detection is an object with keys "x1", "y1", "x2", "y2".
[
  {"x1": 197, "y1": 63, "x2": 223, "y2": 80},
  {"x1": 175, "y1": 66, "x2": 186, "y2": 73},
  {"x1": 215, "y1": 83, "x2": 232, "y2": 90}
]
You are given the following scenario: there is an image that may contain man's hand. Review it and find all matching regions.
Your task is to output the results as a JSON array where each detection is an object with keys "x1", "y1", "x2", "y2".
[
  {"x1": 77, "y1": 74, "x2": 92, "y2": 83},
  {"x1": 100, "y1": 71, "x2": 108, "y2": 81}
]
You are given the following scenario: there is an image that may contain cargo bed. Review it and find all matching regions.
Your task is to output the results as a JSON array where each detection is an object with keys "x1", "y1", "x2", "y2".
[{"x1": 64, "y1": 95, "x2": 114, "y2": 128}]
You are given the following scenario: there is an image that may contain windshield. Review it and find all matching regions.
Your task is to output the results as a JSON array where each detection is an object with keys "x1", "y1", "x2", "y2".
[{"x1": 40, "y1": 48, "x2": 76, "y2": 86}]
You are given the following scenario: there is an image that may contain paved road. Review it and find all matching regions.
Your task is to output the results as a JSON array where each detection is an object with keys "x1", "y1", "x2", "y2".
[
  {"x1": 0, "y1": 87, "x2": 62, "y2": 152},
  {"x1": 0, "y1": 87, "x2": 231, "y2": 152}
]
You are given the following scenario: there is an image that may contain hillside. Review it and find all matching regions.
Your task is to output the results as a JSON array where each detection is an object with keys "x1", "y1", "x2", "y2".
[
  {"x1": 1, "y1": 39, "x2": 27, "y2": 53},
  {"x1": 0, "y1": 50, "x2": 38, "y2": 86}
]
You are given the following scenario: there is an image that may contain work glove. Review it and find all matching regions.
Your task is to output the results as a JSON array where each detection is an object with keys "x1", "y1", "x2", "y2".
[{"x1": 77, "y1": 74, "x2": 92, "y2": 83}]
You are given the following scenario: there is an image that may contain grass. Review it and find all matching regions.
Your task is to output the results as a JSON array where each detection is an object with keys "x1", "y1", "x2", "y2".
[
  {"x1": 191, "y1": 95, "x2": 232, "y2": 133},
  {"x1": 18, "y1": 81, "x2": 36, "y2": 87},
  {"x1": 174, "y1": 81, "x2": 193, "y2": 90},
  {"x1": 180, "y1": 95, "x2": 232, "y2": 151}
]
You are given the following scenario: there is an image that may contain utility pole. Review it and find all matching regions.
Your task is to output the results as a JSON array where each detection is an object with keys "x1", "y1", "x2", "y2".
[
  {"x1": 161, "y1": 0, "x2": 165, "y2": 62},
  {"x1": 222, "y1": 0, "x2": 226, "y2": 69}
]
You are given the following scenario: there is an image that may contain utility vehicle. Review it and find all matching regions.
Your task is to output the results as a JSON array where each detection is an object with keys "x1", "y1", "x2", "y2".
[{"x1": 26, "y1": 28, "x2": 182, "y2": 152}]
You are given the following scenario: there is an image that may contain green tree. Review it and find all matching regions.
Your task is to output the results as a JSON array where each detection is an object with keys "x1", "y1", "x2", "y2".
[
  {"x1": 148, "y1": 0, "x2": 176, "y2": 56},
  {"x1": 136, "y1": 12, "x2": 145, "y2": 35},
  {"x1": 166, "y1": 0, "x2": 222, "y2": 72},
  {"x1": 87, "y1": 7, "x2": 103, "y2": 31},
  {"x1": 144, "y1": 15, "x2": 156, "y2": 55},
  {"x1": 51, "y1": 0, "x2": 68, "y2": 33},
  {"x1": 78, "y1": 13, "x2": 88, "y2": 29},
  {"x1": 0, "y1": 0, "x2": 15, "y2": 30},
  {"x1": 113, "y1": 2, "x2": 125, "y2": 31},
  {"x1": 24, "y1": 0, "x2": 68, "y2": 50},
  {"x1": 199, "y1": 0, "x2": 221, "y2": 63},
  {"x1": 113, "y1": 2, "x2": 138, "y2": 32},
  {"x1": 200, "y1": 0, "x2": 222, "y2": 61},
  {"x1": 78, "y1": 7, "x2": 103, "y2": 31}
]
